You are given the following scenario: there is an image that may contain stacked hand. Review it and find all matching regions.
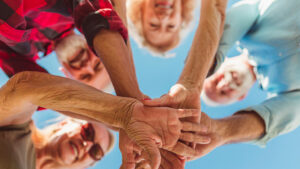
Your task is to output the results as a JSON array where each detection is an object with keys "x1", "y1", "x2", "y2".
[
  {"x1": 119, "y1": 84, "x2": 211, "y2": 169},
  {"x1": 122, "y1": 101, "x2": 209, "y2": 169}
]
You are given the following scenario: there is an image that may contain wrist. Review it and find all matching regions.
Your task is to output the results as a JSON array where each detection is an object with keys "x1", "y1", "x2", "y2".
[
  {"x1": 113, "y1": 98, "x2": 140, "y2": 129},
  {"x1": 214, "y1": 112, "x2": 266, "y2": 145}
]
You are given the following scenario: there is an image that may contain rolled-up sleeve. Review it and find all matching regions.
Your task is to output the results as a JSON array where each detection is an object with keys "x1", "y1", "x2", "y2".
[
  {"x1": 244, "y1": 90, "x2": 300, "y2": 147},
  {"x1": 65, "y1": 0, "x2": 128, "y2": 48}
]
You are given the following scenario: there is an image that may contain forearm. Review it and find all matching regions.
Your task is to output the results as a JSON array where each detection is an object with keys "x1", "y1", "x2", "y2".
[
  {"x1": 93, "y1": 30, "x2": 143, "y2": 100},
  {"x1": 178, "y1": 0, "x2": 228, "y2": 90},
  {"x1": 215, "y1": 111, "x2": 265, "y2": 144},
  {"x1": 1, "y1": 71, "x2": 137, "y2": 128}
]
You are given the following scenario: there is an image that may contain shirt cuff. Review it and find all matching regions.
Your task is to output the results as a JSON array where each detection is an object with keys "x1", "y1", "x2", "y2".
[{"x1": 82, "y1": 9, "x2": 128, "y2": 49}]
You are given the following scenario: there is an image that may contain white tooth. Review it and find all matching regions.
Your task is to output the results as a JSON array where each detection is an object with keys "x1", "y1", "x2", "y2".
[{"x1": 71, "y1": 144, "x2": 78, "y2": 157}]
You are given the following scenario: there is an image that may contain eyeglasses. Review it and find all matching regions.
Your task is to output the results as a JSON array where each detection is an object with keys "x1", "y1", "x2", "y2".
[{"x1": 80, "y1": 123, "x2": 104, "y2": 161}]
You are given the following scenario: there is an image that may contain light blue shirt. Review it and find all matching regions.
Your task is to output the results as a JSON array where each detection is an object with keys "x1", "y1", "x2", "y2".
[{"x1": 215, "y1": 0, "x2": 300, "y2": 146}]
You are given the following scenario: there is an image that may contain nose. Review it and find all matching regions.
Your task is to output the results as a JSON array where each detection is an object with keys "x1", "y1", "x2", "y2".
[
  {"x1": 82, "y1": 65, "x2": 95, "y2": 75},
  {"x1": 216, "y1": 78, "x2": 230, "y2": 91},
  {"x1": 83, "y1": 141, "x2": 94, "y2": 152}
]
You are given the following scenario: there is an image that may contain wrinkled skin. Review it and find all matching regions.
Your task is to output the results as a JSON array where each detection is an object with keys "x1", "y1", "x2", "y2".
[{"x1": 122, "y1": 102, "x2": 209, "y2": 169}]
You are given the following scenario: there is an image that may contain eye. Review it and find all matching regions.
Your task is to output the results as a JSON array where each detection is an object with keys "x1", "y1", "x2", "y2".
[
  {"x1": 230, "y1": 71, "x2": 242, "y2": 86},
  {"x1": 167, "y1": 24, "x2": 175, "y2": 29},
  {"x1": 79, "y1": 74, "x2": 92, "y2": 81},
  {"x1": 150, "y1": 23, "x2": 160, "y2": 28},
  {"x1": 94, "y1": 60, "x2": 102, "y2": 72},
  {"x1": 89, "y1": 144, "x2": 104, "y2": 161}
]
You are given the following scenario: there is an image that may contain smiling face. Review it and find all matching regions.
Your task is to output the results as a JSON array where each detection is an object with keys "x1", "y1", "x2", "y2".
[
  {"x1": 203, "y1": 57, "x2": 256, "y2": 105},
  {"x1": 142, "y1": 0, "x2": 182, "y2": 47},
  {"x1": 37, "y1": 119, "x2": 113, "y2": 169},
  {"x1": 55, "y1": 34, "x2": 111, "y2": 90}
]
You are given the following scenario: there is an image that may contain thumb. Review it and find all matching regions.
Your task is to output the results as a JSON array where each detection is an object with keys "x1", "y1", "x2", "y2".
[{"x1": 143, "y1": 95, "x2": 169, "y2": 107}]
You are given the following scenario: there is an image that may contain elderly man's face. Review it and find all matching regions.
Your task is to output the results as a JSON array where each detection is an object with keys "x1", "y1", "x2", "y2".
[
  {"x1": 60, "y1": 45, "x2": 111, "y2": 91},
  {"x1": 142, "y1": 0, "x2": 182, "y2": 46},
  {"x1": 40, "y1": 119, "x2": 113, "y2": 169},
  {"x1": 203, "y1": 58, "x2": 255, "y2": 105}
]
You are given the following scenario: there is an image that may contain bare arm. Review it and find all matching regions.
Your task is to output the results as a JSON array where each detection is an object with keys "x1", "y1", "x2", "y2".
[
  {"x1": 215, "y1": 111, "x2": 265, "y2": 144},
  {"x1": 93, "y1": 0, "x2": 142, "y2": 100},
  {"x1": 193, "y1": 111, "x2": 265, "y2": 159},
  {"x1": 178, "y1": 0, "x2": 228, "y2": 91},
  {"x1": 0, "y1": 71, "x2": 136, "y2": 127}
]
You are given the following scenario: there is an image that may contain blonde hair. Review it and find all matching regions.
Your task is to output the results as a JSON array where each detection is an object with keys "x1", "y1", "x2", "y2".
[{"x1": 127, "y1": 0, "x2": 197, "y2": 55}]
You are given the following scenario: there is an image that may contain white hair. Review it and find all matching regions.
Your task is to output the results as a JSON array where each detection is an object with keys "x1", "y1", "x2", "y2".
[
  {"x1": 55, "y1": 34, "x2": 87, "y2": 63},
  {"x1": 201, "y1": 91, "x2": 221, "y2": 107}
]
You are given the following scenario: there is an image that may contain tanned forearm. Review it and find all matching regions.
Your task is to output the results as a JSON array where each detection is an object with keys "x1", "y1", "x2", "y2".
[
  {"x1": 178, "y1": 0, "x2": 228, "y2": 91},
  {"x1": 0, "y1": 71, "x2": 137, "y2": 128},
  {"x1": 215, "y1": 111, "x2": 266, "y2": 144},
  {"x1": 93, "y1": 0, "x2": 143, "y2": 100}
]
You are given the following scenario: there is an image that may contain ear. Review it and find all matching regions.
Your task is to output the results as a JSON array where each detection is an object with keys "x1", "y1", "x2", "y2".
[{"x1": 238, "y1": 93, "x2": 247, "y2": 101}]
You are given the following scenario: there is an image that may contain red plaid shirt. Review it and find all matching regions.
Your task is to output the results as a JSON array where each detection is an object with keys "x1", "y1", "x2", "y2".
[{"x1": 0, "y1": 0, "x2": 128, "y2": 77}]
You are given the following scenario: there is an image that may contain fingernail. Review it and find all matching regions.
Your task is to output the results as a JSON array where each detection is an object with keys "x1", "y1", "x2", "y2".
[{"x1": 178, "y1": 155, "x2": 185, "y2": 160}]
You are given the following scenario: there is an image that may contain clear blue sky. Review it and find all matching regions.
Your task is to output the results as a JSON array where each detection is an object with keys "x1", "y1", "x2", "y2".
[{"x1": 1, "y1": 0, "x2": 300, "y2": 168}]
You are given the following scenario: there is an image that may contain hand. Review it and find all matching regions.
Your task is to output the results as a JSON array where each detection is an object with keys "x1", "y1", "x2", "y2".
[
  {"x1": 144, "y1": 84, "x2": 203, "y2": 152},
  {"x1": 132, "y1": 149, "x2": 186, "y2": 169},
  {"x1": 119, "y1": 130, "x2": 143, "y2": 169},
  {"x1": 143, "y1": 84, "x2": 201, "y2": 109},
  {"x1": 159, "y1": 149, "x2": 185, "y2": 169},
  {"x1": 123, "y1": 102, "x2": 209, "y2": 169},
  {"x1": 188, "y1": 112, "x2": 225, "y2": 161}
]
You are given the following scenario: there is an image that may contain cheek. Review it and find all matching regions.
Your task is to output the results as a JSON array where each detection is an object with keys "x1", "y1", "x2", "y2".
[{"x1": 59, "y1": 139, "x2": 76, "y2": 165}]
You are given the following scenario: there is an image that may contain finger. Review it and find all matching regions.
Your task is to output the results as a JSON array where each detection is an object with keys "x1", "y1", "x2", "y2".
[
  {"x1": 140, "y1": 140, "x2": 161, "y2": 169},
  {"x1": 120, "y1": 162, "x2": 135, "y2": 169},
  {"x1": 160, "y1": 150, "x2": 185, "y2": 169},
  {"x1": 160, "y1": 153, "x2": 172, "y2": 169},
  {"x1": 179, "y1": 133, "x2": 211, "y2": 144},
  {"x1": 120, "y1": 151, "x2": 136, "y2": 169},
  {"x1": 168, "y1": 142, "x2": 198, "y2": 157},
  {"x1": 143, "y1": 95, "x2": 169, "y2": 107},
  {"x1": 181, "y1": 122, "x2": 208, "y2": 133},
  {"x1": 177, "y1": 109, "x2": 201, "y2": 118},
  {"x1": 136, "y1": 160, "x2": 151, "y2": 169}
]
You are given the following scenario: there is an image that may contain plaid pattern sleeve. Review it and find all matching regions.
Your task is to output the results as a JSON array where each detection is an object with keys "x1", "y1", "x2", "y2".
[
  {"x1": 0, "y1": 0, "x2": 74, "y2": 77},
  {"x1": 65, "y1": 0, "x2": 128, "y2": 48},
  {"x1": 0, "y1": 43, "x2": 48, "y2": 78}
]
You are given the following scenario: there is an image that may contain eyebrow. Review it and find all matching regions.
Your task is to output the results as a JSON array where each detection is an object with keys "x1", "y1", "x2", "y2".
[{"x1": 69, "y1": 49, "x2": 86, "y2": 64}]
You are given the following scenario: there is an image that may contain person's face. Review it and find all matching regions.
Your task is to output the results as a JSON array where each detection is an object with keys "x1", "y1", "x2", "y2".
[
  {"x1": 41, "y1": 119, "x2": 112, "y2": 169},
  {"x1": 203, "y1": 59, "x2": 255, "y2": 104},
  {"x1": 61, "y1": 46, "x2": 111, "y2": 90},
  {"x1": 142, "y1": 0, "x2": 182, "y2": 46}
]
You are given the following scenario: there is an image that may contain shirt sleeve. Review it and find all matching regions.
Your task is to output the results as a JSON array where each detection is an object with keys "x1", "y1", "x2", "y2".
[
  {"x1": 242, "y1": 90, "x2": 300, "y2": 147},
  {"x1": 211, "y1": 0, "x2": 260, "y2": 74},
  {"x1": 64, "y1": 0, "x2": 128, "y2": 48},
  {"x1": 0, "y1": 50, "x2": 48, "y2": 78}
]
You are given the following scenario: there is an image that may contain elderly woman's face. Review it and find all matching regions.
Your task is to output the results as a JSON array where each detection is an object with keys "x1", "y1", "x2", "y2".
[
  {"x1": 40, "y1": 119, "x2": 113, "y2": 169},
  {"x1": 142, "y1": 0, "x2": 182, "y2": 46}
]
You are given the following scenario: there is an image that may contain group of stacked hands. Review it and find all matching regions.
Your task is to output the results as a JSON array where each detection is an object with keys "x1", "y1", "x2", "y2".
[{"x1": 1, "y1": 0, "x2": 300, "y2": 168}]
